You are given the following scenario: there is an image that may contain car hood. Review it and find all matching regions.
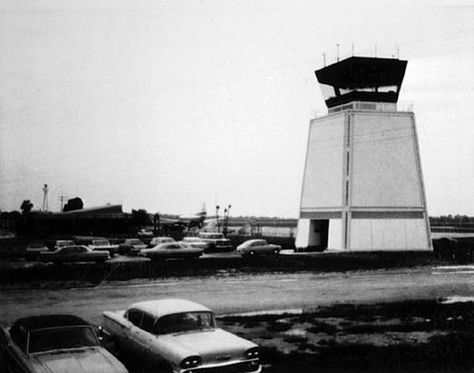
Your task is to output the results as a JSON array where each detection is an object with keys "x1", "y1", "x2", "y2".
[
  {"x1": 31, "y1": 347, "x2": 127, "y2": 373},
  {"x1": 161, "y1": 328, "x2": 256, "y2": 365}
]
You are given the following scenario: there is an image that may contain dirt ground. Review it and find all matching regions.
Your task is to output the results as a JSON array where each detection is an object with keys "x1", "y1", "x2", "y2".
[{"x1": 218, "y1": 300, "x2": 474, "y2": 373}]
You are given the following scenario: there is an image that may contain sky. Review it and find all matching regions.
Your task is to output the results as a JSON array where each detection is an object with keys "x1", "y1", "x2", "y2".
[{"x1": 0, "y1": 0, "x2": 473, "y2": 217}]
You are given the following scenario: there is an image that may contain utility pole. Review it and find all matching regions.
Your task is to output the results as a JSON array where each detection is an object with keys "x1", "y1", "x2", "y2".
[
  {"x1": 215, "y1": 205, "x2": 220, "y2": 233},
  {"x1": 42, "y1": 184, "x2": 49, "y2": 211}
]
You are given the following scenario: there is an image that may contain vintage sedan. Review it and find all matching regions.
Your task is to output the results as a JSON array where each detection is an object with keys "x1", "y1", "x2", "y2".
[
  {"x1": 236, "y1": 239, "x2": 281, "y2": 257},
  {"x1": 25, "y1": 242, "x2": 49, "y2": 260},
  {"x1": 0, "y1": 314, "x2": 128, "y2": 373},
  {"x1": 198, "y1": 232, "x2": 233, "y2": 252},
  {"x1": 102, "y1": 299, "x2": 261, "y2": 373},
  {"x1": 38, "y1": 245, "x2": 109, "y2": 264},
  {"x1": 149, "y1": 236, "x2": 176, "y2": 248},
  {"x1": 88, "y1": 239, "x2": 119, "y2": 257},
  {"x1": 179, "y1": 237, "x2": 209, "y2": 250},
  {"x1": 139, "y1": 242, "x2": 203, "y2": 260}
]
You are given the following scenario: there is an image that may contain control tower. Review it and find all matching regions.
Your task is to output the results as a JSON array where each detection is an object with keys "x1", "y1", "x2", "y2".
[{"x1": 296, "y1": 56, "x2": 431, "y2": 251}]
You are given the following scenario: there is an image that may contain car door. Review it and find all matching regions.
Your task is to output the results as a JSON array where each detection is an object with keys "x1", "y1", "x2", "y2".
[
  {"x1": 1, "y1": 329, "x2": 31, "y2": 373},
  {"x1": 125, "y1": 311, "x2": 155, "y2": 358}
]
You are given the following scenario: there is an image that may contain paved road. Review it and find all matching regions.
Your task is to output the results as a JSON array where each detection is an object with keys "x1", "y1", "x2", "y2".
[{"x1": 1, "y1": 265, "x2": 473, "y2": 325}]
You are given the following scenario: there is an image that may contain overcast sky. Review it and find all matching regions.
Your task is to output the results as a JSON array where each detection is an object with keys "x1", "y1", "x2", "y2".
[{"x1": 1, "y1": 0, "x2": 473, "y2": 217}]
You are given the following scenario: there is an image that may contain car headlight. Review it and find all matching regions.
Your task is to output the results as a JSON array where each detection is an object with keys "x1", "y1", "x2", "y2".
[
  {"x1": 180, "y1": 356, "x2": 201, "y2": 369},
  {"x1": 245, "y1": 347, "x2": 259, "y2": 359}
]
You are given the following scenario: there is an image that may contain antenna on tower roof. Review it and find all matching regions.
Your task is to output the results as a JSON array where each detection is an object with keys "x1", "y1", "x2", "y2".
[
  {"x1": 42, "y1": 184, "x2": 49, "y2": 211},
  {"x1": 336, "y1": 44, "x2": 340, "y2": 62}
]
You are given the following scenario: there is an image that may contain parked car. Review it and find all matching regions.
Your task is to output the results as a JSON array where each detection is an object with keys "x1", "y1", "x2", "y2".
[
  {"x1": 179, "y1": 236, "x2": 209, "y2": 250},
  {"x1": 137, "y1": 228, "x2": 154, "y2": 238},
  {"x1": 198, "y1": 232, "x2": 233, "y2": 252},
  {"x1": 118, "y1": 238, "x2": 147, "y2": 255},
  {"x1": 39, "y1": 245, "x2": 109, "y2": 264},
  {"x1": 102, "y1": 299, "x2": 261, "y2": 373},
  {"x1": 25, "y1": 242, "x2": 49, "y2": 260},
  {"x1": 53, "y1": 239, "x2": 75, "y2": 250},
  {"x1": 88, "y1": 239, "x2": 119, "y2": 257},
  {"x1": 139, "y1": 242, "x2": 203, "y2": 260},
  {"x1": 236, "y1": 239, "x2": 281, "y2": 257},
  {"x1": 0, "y1": 314, "x2": 128, "y2": 373},
  {"x1": 149, "y1": 236, "x2": 175, "y2": 247}
]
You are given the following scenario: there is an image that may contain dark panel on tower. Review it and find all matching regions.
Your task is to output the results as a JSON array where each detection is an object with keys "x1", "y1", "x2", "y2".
[{"x1": 315, "y1": 56, "x2": 408, "y2": 108}]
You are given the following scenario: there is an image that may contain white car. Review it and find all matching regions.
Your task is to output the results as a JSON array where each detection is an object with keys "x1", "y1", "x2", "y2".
[
  {"x1": 179, "y1": 237, "x2": 209, "y2": 250},
  {"x1": 236, "y1": 239, "x2": 281, "y2": 256},
  {"x1": 139, "y1": 243, "x2": 203, "y2": 260},
  {"x1": 88, "y1": 239, "x2": 119, "y2": 256},
  {"x1": 102, "y1": 299, "x2": 261, "y2": 373},
  {"x1": 149, "y1": 236, "x2": 175, "y2": 247}
]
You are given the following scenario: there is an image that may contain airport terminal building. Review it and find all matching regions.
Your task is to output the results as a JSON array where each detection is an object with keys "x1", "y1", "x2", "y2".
[{"x1": 296, "y1": 56, "x2": 431, "y2": 252}]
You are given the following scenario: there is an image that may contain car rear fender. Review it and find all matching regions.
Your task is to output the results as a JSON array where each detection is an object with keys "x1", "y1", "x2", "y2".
[{"x1": 102, "y1": 311, "x2": 131, "y2": 339}]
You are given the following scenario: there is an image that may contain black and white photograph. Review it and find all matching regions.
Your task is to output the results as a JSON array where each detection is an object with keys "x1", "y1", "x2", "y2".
[{"x1": 1, "y1": 0, "x2": 473, "y2": 372}]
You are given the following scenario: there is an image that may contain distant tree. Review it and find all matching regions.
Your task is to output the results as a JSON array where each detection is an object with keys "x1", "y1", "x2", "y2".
[
  {"x1": 63, "y1": 197, "x2": 84, "y2": 212},
  {"x1": 20, "y1": 200, "x2": 33, "y2": 214},
  {"x1": 131, "y1": 209, "x2": 151, "y2": 228}
]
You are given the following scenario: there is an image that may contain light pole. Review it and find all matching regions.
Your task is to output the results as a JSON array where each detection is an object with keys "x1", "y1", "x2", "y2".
[
  {"x1": 215, "y1": 205, "x2": 220, "y2": 233},
  {"x1": 223, "y1": 204, "x2": 231, "y2": 236}
]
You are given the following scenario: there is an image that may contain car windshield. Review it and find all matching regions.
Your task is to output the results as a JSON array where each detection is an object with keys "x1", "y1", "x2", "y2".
[
  {"x1": 28, "y1": 326, "x2": 99, "y2": 353},
  {"x1": 28, "y1": 243, "x2": 45, "y2": 248},
  {"x1": 127, "y1": 239, "x2": 142, "y2": 244},
  {"x1": 154, "y1": 312, "x2": 215, "y2": 335}
]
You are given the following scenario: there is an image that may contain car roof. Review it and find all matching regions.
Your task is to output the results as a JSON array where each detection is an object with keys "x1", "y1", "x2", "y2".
[
  {"x1": 129, "y1": 299, "x2": 211, "y2": 318},
  {"x1": 243, "y1": 239, "x2": 265, "y2": 245},
  {"x1": 12, "y1": 314, "x2": 89, "y2": 332}
]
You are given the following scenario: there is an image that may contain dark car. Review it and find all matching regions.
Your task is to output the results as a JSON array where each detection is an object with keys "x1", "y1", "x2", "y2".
[
  {"x1": 0, "y1": 314, "x2": 128, "y2": 373},
  {"x1": 38, "y1": 245, "x2": 109, "y2": 264},
  {"x1": 25, "y1": 242, "x2": 50, "y2": 260},
  {"x1": 118, "y1": 238, "x2": 147, "y2": 255}
]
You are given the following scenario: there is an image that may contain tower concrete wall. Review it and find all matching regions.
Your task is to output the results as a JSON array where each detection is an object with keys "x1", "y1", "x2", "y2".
[{"x1": 296, "y1": 109, "x2": 431, "y2": 252}]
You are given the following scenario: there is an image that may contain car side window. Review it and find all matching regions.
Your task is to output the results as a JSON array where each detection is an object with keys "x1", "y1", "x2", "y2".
[
  {"x1": 127, "y1": 309, "x2": 143, "y2": 327},
  {"x1": 141, "y1": 313, "x2": 156, "y2": 333},
  {"x1": 10, "y1": 326, "x2": 27, "y2": 353}
]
